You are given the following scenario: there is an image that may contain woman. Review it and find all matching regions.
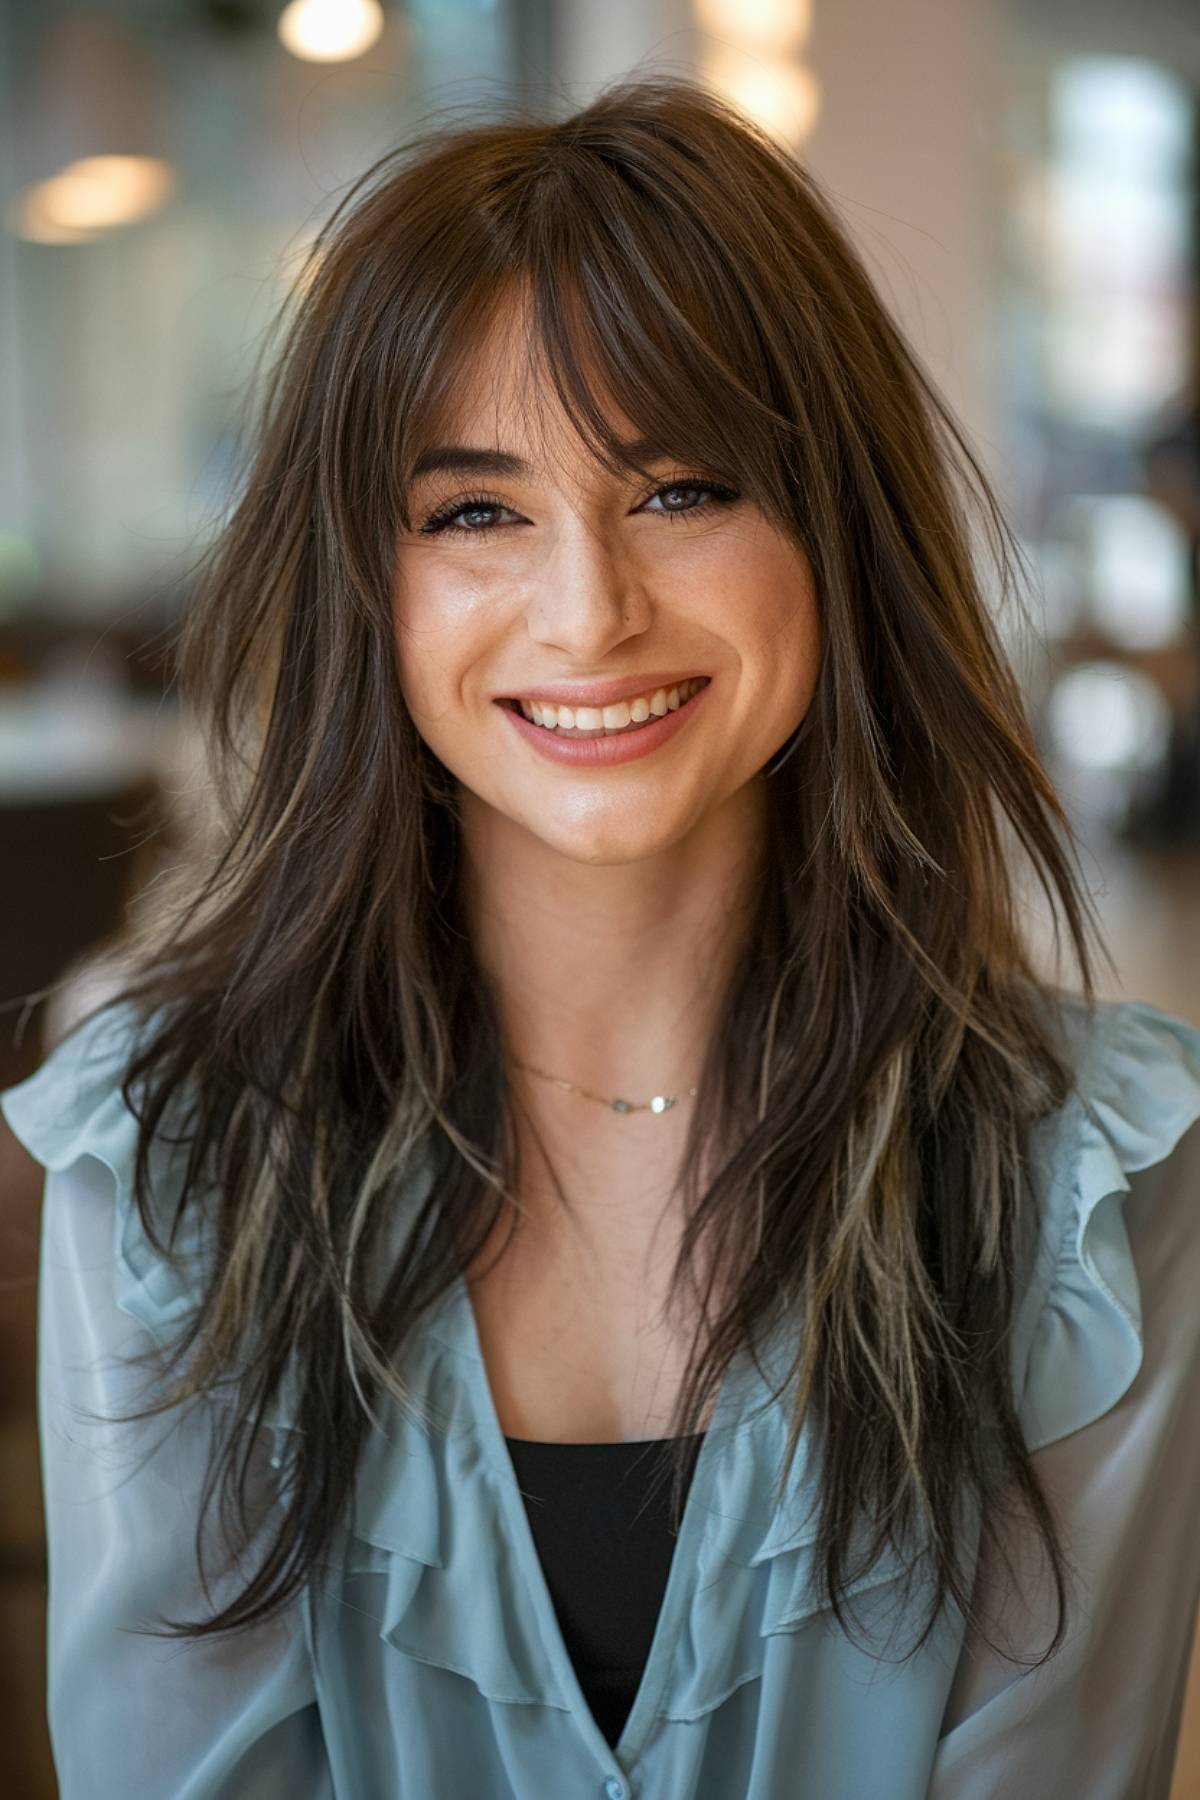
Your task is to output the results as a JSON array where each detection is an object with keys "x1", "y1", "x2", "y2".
[{"x1": 5, "y1": 75, "x2": 1200, "y2": 1800}]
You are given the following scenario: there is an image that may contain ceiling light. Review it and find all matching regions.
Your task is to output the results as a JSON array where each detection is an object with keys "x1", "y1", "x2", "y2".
[{"x1": 277, "y1": 0, "x2": 385, "y2": 63}]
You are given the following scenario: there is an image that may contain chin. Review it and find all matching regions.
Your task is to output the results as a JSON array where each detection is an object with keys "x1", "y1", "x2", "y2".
[{"x1": 534, "y1": 816, "x2": 692, "y2": 868}]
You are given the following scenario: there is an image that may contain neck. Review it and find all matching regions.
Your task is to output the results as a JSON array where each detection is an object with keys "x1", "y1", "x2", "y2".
[{"x1": 457, "y1": 778, "x2": 767, "y2": 1110}]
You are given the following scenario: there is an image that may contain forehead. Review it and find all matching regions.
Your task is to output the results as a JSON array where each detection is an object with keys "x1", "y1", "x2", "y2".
[{"x1": 415, "y1": 298, "x2": 652, "y2": 483}]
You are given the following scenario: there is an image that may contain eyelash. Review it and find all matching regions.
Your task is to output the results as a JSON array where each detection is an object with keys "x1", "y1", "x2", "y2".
[{"x1": 417, "y1": 477, "x2": 741, "y2": 537}]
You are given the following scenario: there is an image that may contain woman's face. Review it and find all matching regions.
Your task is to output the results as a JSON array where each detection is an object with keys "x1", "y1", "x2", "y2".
[{"x1": 392, "y1": 314, "x2": 822, "y2": 868}]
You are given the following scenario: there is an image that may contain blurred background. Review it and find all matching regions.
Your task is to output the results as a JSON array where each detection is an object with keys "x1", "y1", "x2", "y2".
[{"x1": 0, "y1": 0, "x2": 1198, "y2": 1790}]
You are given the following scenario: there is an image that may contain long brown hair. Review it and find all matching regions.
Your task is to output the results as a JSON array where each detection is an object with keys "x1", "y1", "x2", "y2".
[{"x1": 58, "y1": 74, "x2": 1106, "y2": 1665}]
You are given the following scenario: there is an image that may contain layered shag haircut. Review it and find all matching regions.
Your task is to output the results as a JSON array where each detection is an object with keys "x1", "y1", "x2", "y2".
[{"x1": 53, "y1": 74, "x2": 1106, "y2": 1666}]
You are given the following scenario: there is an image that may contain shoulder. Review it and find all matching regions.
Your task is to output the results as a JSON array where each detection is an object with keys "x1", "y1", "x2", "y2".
[
  {"x1": 1, "y1": 997, "x2": 156, "y2": 1180},
  {"x1": 1016, "y1": 990, "x2": 1200, "y2": 1452},
  {"x1": 1042, "y1": 989, "x2": 1200, "y2": 1159},
  {"x1": 0, "y1": 998, "x2": 208, "y2": 1347}
]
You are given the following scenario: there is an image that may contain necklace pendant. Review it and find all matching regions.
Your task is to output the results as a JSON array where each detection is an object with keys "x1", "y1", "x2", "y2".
[
  {"x1": 611, "y1": 1098, "x2": 632, "y2": 1114},
  {"x1": 650, "y1": 1095, "x2": 675, "y2": 1113}
]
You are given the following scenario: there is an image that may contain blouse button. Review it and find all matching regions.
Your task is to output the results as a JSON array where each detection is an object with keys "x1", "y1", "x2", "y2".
[{"x1": 603, "y1": 1780, "x2": 625, "y2": 1800}]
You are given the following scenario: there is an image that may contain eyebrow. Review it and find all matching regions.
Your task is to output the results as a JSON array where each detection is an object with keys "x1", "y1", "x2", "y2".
[{"x1": 408, "y1": 436, "x2": 670, "y2": 482}]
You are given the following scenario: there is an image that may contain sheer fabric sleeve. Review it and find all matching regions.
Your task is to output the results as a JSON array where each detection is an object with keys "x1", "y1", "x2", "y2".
[
  {"x1": 2, "y1": 1009, "x2": 334, "y2": 1800},
  {"x1": 931, "y1": 1003, "x2": 1200, "y2": 1800}
]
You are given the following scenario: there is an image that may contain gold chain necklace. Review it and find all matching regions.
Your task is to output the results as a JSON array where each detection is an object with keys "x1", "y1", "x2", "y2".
[{"x1": 509, "y1": 1057, "x2": 699, "y2": 1116}]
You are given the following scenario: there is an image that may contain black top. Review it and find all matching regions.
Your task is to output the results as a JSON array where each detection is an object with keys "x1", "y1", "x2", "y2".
[{"x1": 503, "y1": 1432, "x2": 706, "y2": 1749}]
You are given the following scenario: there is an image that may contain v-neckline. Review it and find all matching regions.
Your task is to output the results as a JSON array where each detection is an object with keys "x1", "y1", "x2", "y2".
[{"x1": 442, "y1": 1266, "x2": 763, "y2": 1770}]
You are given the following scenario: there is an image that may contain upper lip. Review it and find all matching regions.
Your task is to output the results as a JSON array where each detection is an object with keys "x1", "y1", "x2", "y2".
[{"x1": 497, "y1": 672, "x2": 710, "y2": 707}]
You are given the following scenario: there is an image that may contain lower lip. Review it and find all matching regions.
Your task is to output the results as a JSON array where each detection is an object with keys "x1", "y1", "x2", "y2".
[{"x1": 495, "y1": 681, "x2": 712, "y2": 767}]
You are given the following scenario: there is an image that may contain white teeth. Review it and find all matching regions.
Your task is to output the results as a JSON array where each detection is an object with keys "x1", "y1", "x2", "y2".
[{"x1": 518, "y1": 678, "x2": 706, "y2": 735}]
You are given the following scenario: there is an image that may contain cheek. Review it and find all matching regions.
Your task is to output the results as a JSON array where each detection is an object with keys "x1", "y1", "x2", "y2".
[
  {"x1": 391, "y1": 565, "x2": 496, "y2": 713},
  {"x1": 723, "y1": 540, "x2": 822, "y2": 704}
]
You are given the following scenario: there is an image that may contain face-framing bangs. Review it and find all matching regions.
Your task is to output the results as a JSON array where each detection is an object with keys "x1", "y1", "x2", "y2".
[{"x1": 317, "y1": 90, "x2": 827, "y2": 558}]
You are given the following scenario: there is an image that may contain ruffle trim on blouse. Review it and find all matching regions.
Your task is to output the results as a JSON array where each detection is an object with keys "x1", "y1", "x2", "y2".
[
  {"x1": 652, "y1": 1379, "x2": 950, "y2": 1723},
  {"x1": 334, "y1": 1285, "x2": 952, "y2": 1729},
  {"x1": 0, "y1": 998, "x2": 299, "y2": 1456},
  {"x1": 0, "y1": 999, "x2": 207, "y2": 1337},
  {"x1": 1015, "y1": 994, "x2": 1200, "y2": 1455},
  {"x1": 342, "y1": 1329, "x2": 576, "y2": 1710}
]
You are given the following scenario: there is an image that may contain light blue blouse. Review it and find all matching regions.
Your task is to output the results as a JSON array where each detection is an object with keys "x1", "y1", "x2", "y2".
[{"x1": 4, "y1": 991, "x2": 1200, "y2": 1799}]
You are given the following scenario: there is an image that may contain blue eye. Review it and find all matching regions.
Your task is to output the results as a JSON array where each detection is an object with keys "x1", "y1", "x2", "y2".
[
  {"x1": 418, "y1": 477, "x2": 740, "y2": 537},
  {"x1": 418, "y1": 492, "x2": 516, "y2": 536},
  {"x1": 643, "y1": 479, "x2": 740, "y2": 522}
]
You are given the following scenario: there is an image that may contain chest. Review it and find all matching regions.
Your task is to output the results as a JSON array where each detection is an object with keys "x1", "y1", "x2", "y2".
[{"x1": 464, "y1": 1191, "x2": 706, "y2": 1443}]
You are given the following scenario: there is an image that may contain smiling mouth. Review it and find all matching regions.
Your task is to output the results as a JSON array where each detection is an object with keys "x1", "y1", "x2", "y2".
[{"x1": 501, "y1": 677, "x2": 710, "y2": 738}]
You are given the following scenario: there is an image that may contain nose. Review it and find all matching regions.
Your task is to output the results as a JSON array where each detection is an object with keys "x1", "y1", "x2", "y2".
[{"x1": 522, "y1": 512, "x2": 653, "y2": 661}]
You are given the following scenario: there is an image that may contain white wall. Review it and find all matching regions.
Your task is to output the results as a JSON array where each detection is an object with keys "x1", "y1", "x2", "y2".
[
  {"x1": 549, "y1": 0, "x2": 1004, "y2": 470},
  {"x1": 801, "y1": 0, "x2": 1003, "y2": 466}
]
